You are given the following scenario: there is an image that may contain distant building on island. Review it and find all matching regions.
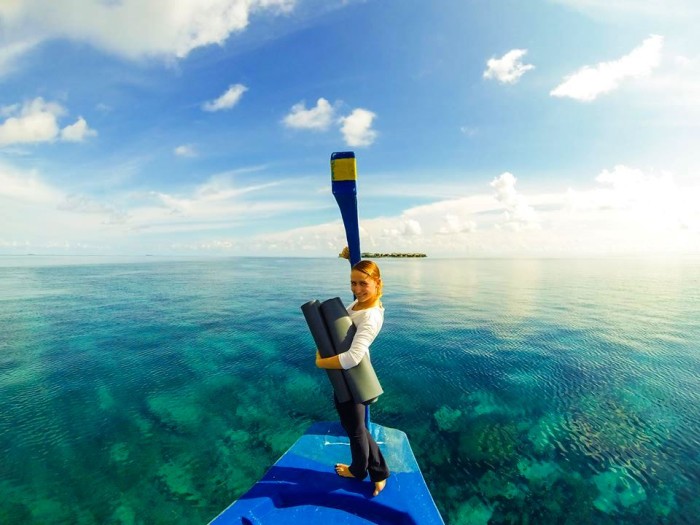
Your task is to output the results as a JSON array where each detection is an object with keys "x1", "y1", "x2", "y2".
[
  {"x1": 339, "y1": 251, "x2": 427, "y2": 258},
  {"x1": 337, "y1": 246, "x2": 427, "y2": 259},
  {"x1": 362, "y1": 252, "x2": 426, "y2": 258}
]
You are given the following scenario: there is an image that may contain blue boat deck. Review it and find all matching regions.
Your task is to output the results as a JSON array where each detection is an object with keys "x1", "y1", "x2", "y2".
[{"x1": 209, "y1": 421, "x2": 445, "y2": 524}]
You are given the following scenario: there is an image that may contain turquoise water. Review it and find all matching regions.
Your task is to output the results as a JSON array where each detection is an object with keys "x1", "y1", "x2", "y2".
[{"x1": 1, "y1": 256, "x2": 698, "y2": 524}]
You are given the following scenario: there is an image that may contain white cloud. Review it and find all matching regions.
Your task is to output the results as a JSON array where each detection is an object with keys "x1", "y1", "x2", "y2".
[
  {"x1": 0, "y1": 98, "x2": 63, "y2": 146},
  {"x1": 636, "y1": 53, "x2": 700, "y2": 112},
  {"x1": 562, "y1": 166, "x2": 700, "y2": 252},
  {"x1": 283, "y1": 98, "x2": 334, "y2": 130},
  {"x1": 339, "y1": 108, "x2": 377, "y2": 147},
  {"x1": 551, "y1": 35, "x2": 664, "y2": 101},
  {"x1": 282, "y1": 99, "x2": 378, "y2": 147},
  {"x1": 490, "y1": 172, "x2": 540, "y2": 231},
  {"x1": 0, "y1": 0, "x2": 295, "y2": 74},
  {"x1": 402, "y1": 218, "x2": 422, "y2": 236},
  {"x1": 3, "y1": 159, "x2": 698, "y2": 257},
  {"x1": 174, "y1": 144, "x2": 197, "y2": 157},
  {"x1": 0, "y1": 98, "x2": 95, "y2": 146},
  {"x1": 202, "y1": 84, "x2": 248, "y2": 112},
  {"x1": 438, "y1": 214, "x2": 477, "y2": 235},
  {"x1": 60, "y1": 117, "x2": 97, "y2": 142},
  {"x1": 241, "y1": 164, "x2": 700, "y2": 257},
  {"x1": 483, "y1": 49, "x2": 534, "y2": 84},
  {"x1": 569, "y1": 165, "x2": 685, "y2": 220},
  {"x1": 596, "y1": 164, "x2": 647, "y2": 189}
]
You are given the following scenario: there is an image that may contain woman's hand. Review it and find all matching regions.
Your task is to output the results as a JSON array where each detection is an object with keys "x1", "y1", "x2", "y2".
[{"x1": 315, "y1": 350, "x2": 343, "y2": 370}]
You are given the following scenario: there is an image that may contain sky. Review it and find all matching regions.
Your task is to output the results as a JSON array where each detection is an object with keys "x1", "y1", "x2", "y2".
[{"x1": 1, "y1": 0, "x2": 699, "y2": 258}]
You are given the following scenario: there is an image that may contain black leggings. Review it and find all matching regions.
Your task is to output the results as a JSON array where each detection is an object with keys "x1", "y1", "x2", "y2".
[{"x1": 334, "y1": 397, "x2": 390, "y2": 483}]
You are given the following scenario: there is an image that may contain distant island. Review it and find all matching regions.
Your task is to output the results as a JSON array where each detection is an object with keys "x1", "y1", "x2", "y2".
[
  {"x1": 337, "y1": 247, "x2": 427, "y2": 259},
  {"x1": 363, "y1": 252, "x2": 426, "y2": 258},
  {"x1": 338, "y1": 251, "x2": 427, "y2": 258}
]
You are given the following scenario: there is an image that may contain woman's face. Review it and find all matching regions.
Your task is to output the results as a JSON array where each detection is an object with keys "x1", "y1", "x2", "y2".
[{"x1": 350, "y1": 269, "x2": 379, "y2": 304}]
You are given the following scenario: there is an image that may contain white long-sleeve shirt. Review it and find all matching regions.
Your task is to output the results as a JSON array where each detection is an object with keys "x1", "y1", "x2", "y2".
[{"x1": 338, "y1": 299, "x2": 384, "y2": 370}]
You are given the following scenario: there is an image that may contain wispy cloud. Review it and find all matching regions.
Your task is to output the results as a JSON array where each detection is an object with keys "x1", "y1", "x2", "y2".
[
  {"x1": 484, "y1": 49, "x2": 534, "y2": 84},
  {"x1": 202, "y1": 84, "x2": 248, "y2": 112},
  {"x1": 57, "y1": 194, "x2": 129, "y2": 225},
  {"x1": 0, "y1": 98, "x2": 96, "y2": 146},
  {"x1": 0, "y1": 162, "x2": 319, "y2": 252},
  {"x1": 174, "y1": 144, "x2": 197, "y2": 157},
  {"x1": 0, "y1": 163, "x2": 61, "y2": 203},
  {"x1": 144, "y1": 176, "x2": 286, "y2": 221},
  {"x1": 0, "y1": 163, "x2": 126, "y2": 252},
  {"x1": 0, "y1": 39, "x2": 39, "y2": 78},
  {"x1": 283, "y1": 98, "x2": 335, "y2": 130},
  {"x1": 550, "y1": 0, "x2": 700, "y2": 19},
  {"x1": 551, "y1": 35, "x2": 663, "y2": 101}
]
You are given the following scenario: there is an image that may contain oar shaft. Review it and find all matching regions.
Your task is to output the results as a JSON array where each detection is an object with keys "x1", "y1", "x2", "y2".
[{"x1": 330, "y1": 151, "x2": 371, "y2": 428}]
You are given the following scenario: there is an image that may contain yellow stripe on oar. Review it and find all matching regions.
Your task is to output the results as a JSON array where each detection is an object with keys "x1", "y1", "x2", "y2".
[{"x1": 331, "y1": 157, "x2": 357, "y2": 181}]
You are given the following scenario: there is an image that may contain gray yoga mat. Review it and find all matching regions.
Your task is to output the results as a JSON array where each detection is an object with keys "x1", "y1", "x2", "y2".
[
  {"x1": 301, "y1": 300, "x2": 352, "y2": 403},
  {"x1": 319, "y1": 297, "x2": 383, "y2": 405}
]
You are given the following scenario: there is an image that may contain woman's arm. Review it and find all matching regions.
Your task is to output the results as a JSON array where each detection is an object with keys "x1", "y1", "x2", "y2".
[
  {"x1": 314, "y1": 308, "x2": 384, "y2": 370},
  {"x1": 337, "y1": 309, "x2": 383, "y2": 369}
]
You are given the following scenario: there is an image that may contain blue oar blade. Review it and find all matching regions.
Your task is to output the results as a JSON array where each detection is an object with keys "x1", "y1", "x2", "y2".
[{"x1": 331, "y1": 151, "x2": 361, "y2": 266}]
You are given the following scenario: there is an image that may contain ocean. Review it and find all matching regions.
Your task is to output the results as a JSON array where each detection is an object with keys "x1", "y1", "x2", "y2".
[{"x1": 0, "y1": 256, "x2": 698, "y2": 524}]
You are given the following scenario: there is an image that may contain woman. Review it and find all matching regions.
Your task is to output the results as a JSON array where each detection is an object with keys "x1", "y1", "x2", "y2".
[{"x1": 315, "y1": 259, "x2": 390, "y2": 497}]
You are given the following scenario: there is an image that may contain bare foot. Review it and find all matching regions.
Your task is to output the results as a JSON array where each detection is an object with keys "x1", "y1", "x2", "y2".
[
  {"x1": 373, "y1": 479, "x2": 387, "y2": 497},
  {"x1": 335, "y1": 464, "x2": 355, "y2": 478}
]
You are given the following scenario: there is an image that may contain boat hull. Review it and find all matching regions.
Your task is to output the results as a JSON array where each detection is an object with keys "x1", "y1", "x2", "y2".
[{"x1": 209, "y1": 421, "x2": 445, "y2": 524}]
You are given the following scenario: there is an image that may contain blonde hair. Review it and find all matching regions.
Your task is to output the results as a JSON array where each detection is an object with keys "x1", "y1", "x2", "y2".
[{"x1": 352, "y1": 260, "x2": 383, "y2": 299}]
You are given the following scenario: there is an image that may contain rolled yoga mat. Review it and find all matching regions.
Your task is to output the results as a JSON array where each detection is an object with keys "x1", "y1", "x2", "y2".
[
  {"x1": 301, "y1": 300, "x2": 352, "y2": 403},
  {"x1": 319, "y1": 297, "x2": 383, "y2": 405}
]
